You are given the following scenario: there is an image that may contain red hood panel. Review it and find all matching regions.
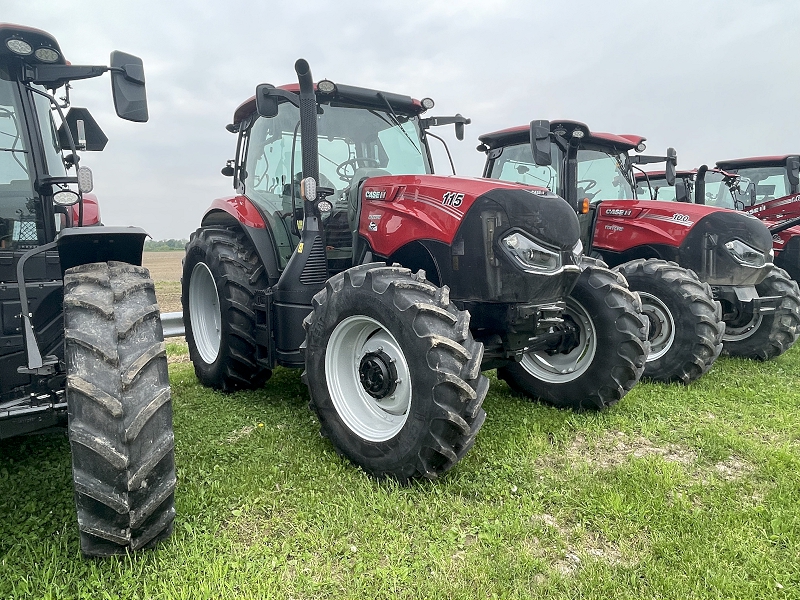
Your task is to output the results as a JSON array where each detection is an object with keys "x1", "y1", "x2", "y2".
[
  {"x1": 593, "y1": 199, "x2": 744, "y2": 250},
  {"x1": 360, "y1": 175, "x2": 550, "y2": 257}
]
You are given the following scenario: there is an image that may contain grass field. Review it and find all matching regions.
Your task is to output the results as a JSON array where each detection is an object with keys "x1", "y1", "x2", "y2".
[{"x1": 1, "y1": 254, "x2": 799, "y2": 598}]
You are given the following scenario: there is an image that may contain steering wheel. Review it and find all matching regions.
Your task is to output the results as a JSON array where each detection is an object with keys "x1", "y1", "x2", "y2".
[
  {"x1": 577, "y1": 179, "x2": 597, "y2": 193},
  {"x1": 336, "y1": 157, "x2": 381, "y2": 182}
]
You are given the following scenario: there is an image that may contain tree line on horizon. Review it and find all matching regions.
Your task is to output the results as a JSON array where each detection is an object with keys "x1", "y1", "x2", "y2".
[{"x1": 144, "y1": 239, "x2": 188, "y2": 252}]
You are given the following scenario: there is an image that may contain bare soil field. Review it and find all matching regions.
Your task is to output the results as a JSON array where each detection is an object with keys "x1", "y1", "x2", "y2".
[
  {"x1": 142, "y1": 251, "x2": 184, "y2": 281},
  {"x1": 142, "y1": 251, "x2": 184, "y2": 312}
]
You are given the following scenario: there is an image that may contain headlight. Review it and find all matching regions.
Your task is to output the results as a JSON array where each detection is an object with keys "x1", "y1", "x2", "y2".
[
  {"x1": 501, "y1": 231, "x2": 561, "y2": 272},
  {"x1": 572, "y1": 239, "x2": 583, "y2": 263},
  {"x1": 724, "y1": 239, "x2": 766, "y2": 268}
]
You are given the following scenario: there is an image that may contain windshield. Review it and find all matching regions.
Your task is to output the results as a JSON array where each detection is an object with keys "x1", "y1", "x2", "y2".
[
  {"x1": 245, "y1": 102, "x2": 430, "y2": 210},
  {"x1": 487, "y1": 143, "x2": 561, "y2": 191},
  {"x1": 0, "y1": 74, "x2": 38, "y2": 250},
  {"x1": 576, "y1": 149, "x2": 634, "y2": 201},
  {"x1": 729, "y1": 166, "x2": 791, "y2": 205},
  {"x1": 488, "y1": 143, "x2": 633, "y2": 200},
  {"x1": 635, "y1": 177, "x2": 676, "y2": 201},
  {"x1": 702, "y1": 172, "x2": 736, "y2": 208},
  {"x1": 243, "y1": 101, "x2": 431, "y2": 268}
]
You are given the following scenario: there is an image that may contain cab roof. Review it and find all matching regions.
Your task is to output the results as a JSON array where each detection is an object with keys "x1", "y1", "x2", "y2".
[
  {"x1": 716, "y1": 156, "x2": 798, "y2": 170},
  {"x1": 478, "y1": 120, "x2": 646, "y2": 151},
  {"x1": 0, "y1": 23, "x2": 66, "y2": 66},
  {"x1": 233, "y1": 82, "x2": 425, "y2": 126}
]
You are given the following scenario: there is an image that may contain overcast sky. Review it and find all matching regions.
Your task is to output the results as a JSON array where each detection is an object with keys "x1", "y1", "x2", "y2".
[{"x1": 5, "y1": 0, "x2": 799, "y2": 239}]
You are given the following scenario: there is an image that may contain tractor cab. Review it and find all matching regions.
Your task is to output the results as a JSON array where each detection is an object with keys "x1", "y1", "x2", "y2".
[
  {"x1": 479, "y1": 120, "x2": 672, "y2": 256},
  {"x1": 637, "y1": 163, "x2": 800, "y2": 283},
  {"x1": 0, "y1": 23, "x2": 149, "y2": 411},
  {"x1": 715, "y1": 155, "x2": 800, "y2": 219},
  {"x1": 220, "y1": 82, "x2": 469, "y2": 276}
]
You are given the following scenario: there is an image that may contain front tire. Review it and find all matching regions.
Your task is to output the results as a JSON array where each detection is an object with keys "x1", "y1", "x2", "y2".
[
  {"x1": 303, "y1": 264, "x2": 488, "y2": 483},
  {"x1": 64, "y1": 262, "x2": 175, "y2": 556},
  {"x1": 722, "y1": 266, "x2": 800, "y2": 360},
  {"x1": 182, "y1": 226, "x2": 271, "y2": 391},
  {"x1": 617, "y1": 259, "x2": 724, "y2": 384},
  {"x1": 498, "y1": 262, "x2": 648, "y2": 410}
]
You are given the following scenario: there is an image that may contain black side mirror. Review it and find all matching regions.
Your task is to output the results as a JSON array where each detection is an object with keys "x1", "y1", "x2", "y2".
[
  {"x1": 675, "y1": 180, "x2": 689, "y2": 203},
  {"x1": 665, "y1": 147, "x2": 677, "y2": 186},
  {"x1": 256, "y1": 84, "x2": 279, "y2": 118},
  {"x1": 110, "y1": 51, "x2": 148, "y2": 122},
  {"x1": 455, "y1": 119, "x2": 465, "y2": 141},
  {"x1": 530, "y1": 120, "x2": 551, "y2": 166},
  {"x1": 786, "y1": 155, "x2": 800, "y2": 188}
]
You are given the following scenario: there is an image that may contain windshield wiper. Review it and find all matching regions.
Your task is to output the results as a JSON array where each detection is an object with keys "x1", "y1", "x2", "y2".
[
  {"x1": 376, "y1": 92, "x2": 421, "y2": 155},
  {"x1": 0, "y1": 147, "x2": 27, "y2": 152}
]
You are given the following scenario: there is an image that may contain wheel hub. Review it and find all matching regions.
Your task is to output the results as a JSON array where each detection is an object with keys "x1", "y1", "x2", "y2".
[{"x1": 359, "y1": 349, "x2": 398, "y2": 399}]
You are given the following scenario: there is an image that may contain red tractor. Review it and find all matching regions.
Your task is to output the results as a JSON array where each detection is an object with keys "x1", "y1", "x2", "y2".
[
  {"x1": 715, "y1": 156, "x2": 800, "y2": 283},
  {"x1": 182, "y1": 61, "x2": 648, "y2": 483},
  {"x1": 478, "y1": 120, "x2": 795, "y2": 381},
  {"x1": 634, "y1": 163, "x2": 800, "y2": 283},
  {"x1": 633, "y1": 165, "x2": 800, "y2": 358},
  {"x1": 0, "y1": 24, "x2": 175, "y2": 556}
]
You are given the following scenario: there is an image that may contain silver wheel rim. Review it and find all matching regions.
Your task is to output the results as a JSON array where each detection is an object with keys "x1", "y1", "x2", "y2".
[
  {"x1": 189, "y1": 262, "x2": 222, "y2": 364},
  {"x1": 520, "y1": 298, "x2": 597, "y2": 383},
  {"x1": 723, "y1": 312, "x2": 762, "y2": 342},
  {"x1": 639, "y1": 292, "x2": 676, "y2": 362},
  {"x1": 325, "y1": 315, "x2": 412, "y2": 442}
]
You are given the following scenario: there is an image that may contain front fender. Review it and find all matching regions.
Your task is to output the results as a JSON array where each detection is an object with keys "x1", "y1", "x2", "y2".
[{"x1": 56, "y1": 226, "x2": 148, "y2": 274}]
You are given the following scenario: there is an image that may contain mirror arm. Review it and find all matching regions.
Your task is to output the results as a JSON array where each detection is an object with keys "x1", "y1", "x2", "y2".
[
  {"x1": 419, "y1": 115, "x2": 471, "y2": 129},
  {"x1": 26, "y1": 64, "x2": 109, "y2": 87},
  {"x1": 267, "y1": 88, "x2": 301, "y2": 108}
]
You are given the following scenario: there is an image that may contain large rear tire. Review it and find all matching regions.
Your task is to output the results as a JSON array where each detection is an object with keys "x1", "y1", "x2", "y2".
[
  {"x1": 617, "y1": 259, "x2": 724, "y2": 384},
  {"x1": 302, "y1": 264, "x2": 488, "y2": 483},
  {"x1": 64, "y1": 262, "x2": 175, "y2": 556},
  {"x1": 722, "y1": 266, "x2": 800, "y2": 360},
  {"x1": 498, "y1": 262, "x2": 648, "y2": 410},
  {"x1": 182, "y1": 227, "x2": 271, "y2": 391}
]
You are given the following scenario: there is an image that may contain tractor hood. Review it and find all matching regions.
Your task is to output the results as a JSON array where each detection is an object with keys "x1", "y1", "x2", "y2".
[{"x1": 358, "y1": 174, "x2": 579, "y2": 257}]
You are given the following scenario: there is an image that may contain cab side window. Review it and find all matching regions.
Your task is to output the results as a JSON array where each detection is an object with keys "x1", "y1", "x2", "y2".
[{"x1": 0, "y1": 77, "x2": 38, "y2": 250}]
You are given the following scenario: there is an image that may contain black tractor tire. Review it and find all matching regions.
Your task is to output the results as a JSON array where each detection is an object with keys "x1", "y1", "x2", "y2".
[
  {"x1": 498, "y1": 262, "x2": 648, "y2": 410},
  {"x1": 302, "y1": 263, "x2": 488, "y2": 483},
  {"x1": 722, "y1": 266, "x2": 800, "y2": 360},
  {"x1": 182, "y1": 226, "x2": 271, "y2": 391},
  {"x1": 64, "y1": 262, "x2": 175, "y2": 556},
  {"x1": 616, "y1": 259, "x2": 724, "y2": 385}
]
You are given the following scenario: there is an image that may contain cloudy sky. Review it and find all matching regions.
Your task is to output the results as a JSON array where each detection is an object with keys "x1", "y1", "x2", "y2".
[{"x1": 5, "y1": 0, "x2": 799, "y2": 240}]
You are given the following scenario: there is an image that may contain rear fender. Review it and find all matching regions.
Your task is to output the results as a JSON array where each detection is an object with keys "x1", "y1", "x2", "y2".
[
  {"x1": 201, "y1": 198, "x2": 282, "y2": 285},
  {"x1": 68, "y1": 193, "x2": 102, "y2": 226}
]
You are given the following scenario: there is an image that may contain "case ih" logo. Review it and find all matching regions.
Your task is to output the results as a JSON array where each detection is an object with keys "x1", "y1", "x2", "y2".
[
  {"x1": 365, "y1": 189, "x2": 386, "y2": 199},
  {"x1": 604, "y1": 208, "x2": 632, "y2": 216}
]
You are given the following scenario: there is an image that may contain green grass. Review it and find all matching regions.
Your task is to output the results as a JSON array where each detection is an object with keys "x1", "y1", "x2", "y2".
[{"x1": 1, "y1": 345, "x2": 799, "y2": 599}]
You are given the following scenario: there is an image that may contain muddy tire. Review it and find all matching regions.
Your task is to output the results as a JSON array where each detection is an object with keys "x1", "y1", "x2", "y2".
[
  {"x1": 182, "y1": 227, "x2": 271, "y2": 391},
  {"x1": 302, "y1": 263, "x2": 488, "y2": 483},
  {"x1": 498, "y1": 262, "x2": 648, "y2": 410},
  {"x1": 722, "y1": 266, "x2": 800, "y2": 360},
  {"x1": 617, "y1": 259, "x2": 724, "y2": 384},
  {"x1": 64, "y1": 262, "x2": 175, "y2": 556}
]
